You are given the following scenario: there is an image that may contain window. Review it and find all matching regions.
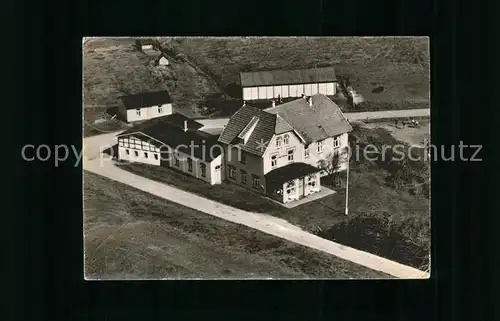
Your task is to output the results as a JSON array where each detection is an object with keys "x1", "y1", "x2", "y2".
[
  {"x1": 252, "y1": 175, "x2": 260, "y2": 189},
  {"x1": 240, "y1": 153, "x2": 246, "y2": 164},
  {"x1": 136, "y1": 109, "x2": 141, "y2": 116},
  {"x1": 276, "y1": 136, "x2": 283, "y2": 147},
  {"x1": 200, "y1": 163, "x2": 207, "y2": 177},
  {"x1": 333, "y1": 135, "x2": 341, "y2": 148},
  {"x1": 215, "y1": 165, "x2": 221, "y2": 170},
  {"x1": 154, "y1": 154, "x2": 159, "y2": 160},
  {"x1": 304, "y1": 147, "x2": 310, "y2": 158},
  {"x1": 228, "y1": 165, "x2": 236, "y2": 179},
  {"x1": 284, "y1": 134, "x2": 290, "y2": 145},
  {"x1": 286, "y1": 181, "x2": 296, "y2": 194},
  {"x1": 271, "y1": 154, "x2": 277, "y2": 168},
  {"x1": 158, "y1": 106, "x2": 163, "y2": 113},
  {"x1": 144, "y1": 152, "x2": 148, "y2": 158},
  {"x1": 119, "y1": 140, "x2": 124, "y2": 147},
  {"x1": 187, "y1": 158, "x2": 193, "y2": 172},
  {"x1": 126, "y1": 149, "x2": 130, "y2": 155},
  {"x1": 240, "y1": 170, "x2": 247, "y2": 184},
  {"x1": 307, "y1": 174, "x2": 317, "y2": 187},
  {"x1": 134, "y1": 151, "x2": 139, "y2": 157},
  {"x1": 287, "y1": 149, "x2": 294, "y2": 162},
  {"x1": 174, "y1": 156, "x2": 180, "y2": 167},
  {"x1": 317, "y1": 140, "x2": 324, "y2": 153}
]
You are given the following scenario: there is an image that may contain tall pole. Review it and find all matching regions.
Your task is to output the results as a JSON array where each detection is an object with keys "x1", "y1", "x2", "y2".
[{"x1": 345, "y1": 151, "x2": 349, "y2": 215}]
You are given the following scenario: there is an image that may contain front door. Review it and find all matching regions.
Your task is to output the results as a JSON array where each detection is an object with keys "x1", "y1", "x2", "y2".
[
  {"x1": 298, "y1": 178, "x2": 304, "y2": 198},
  {"x1": 214, "y1": 165, "x2": 221, "y2": 183}
]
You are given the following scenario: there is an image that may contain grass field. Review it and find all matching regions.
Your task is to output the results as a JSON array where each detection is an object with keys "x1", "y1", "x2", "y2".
[
  {"x1": 162, "y1": 37, "x2": 430, "y2": 105},
  {"x1": 117, "y1": 162, "x2": 284, "y2": 213},
  {"x1": 84, "y1": 171, "x2": 390, "y2": 279}
]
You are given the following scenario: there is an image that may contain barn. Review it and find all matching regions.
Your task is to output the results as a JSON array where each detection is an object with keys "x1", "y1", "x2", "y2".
[
  {"x1": 116, "y1": 114, "x2": 224, "y2": 185},
  {"x1": 239, "y1": 67, "x2": 338, "y2": 102},
  {"x1": 119, "y1": 90, "x2": 173, "y2": 122}
]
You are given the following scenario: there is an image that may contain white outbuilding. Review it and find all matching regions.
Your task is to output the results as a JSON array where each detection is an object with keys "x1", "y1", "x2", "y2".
[
  {"x1": 239, "y1": 66, "x2": 338, "y2": 101},
  {"x1": 119, "y1": 90, "x2": 173, "y2": 123}
]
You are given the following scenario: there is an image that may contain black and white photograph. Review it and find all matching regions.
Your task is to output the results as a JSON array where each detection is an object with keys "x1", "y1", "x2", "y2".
[{"x1": 82, "y1": 37, "x2": 431, "y2": 279}]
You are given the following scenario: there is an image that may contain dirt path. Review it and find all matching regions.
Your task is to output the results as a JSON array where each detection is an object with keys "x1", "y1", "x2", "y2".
[{"x1": 83, "y1": 132, "x2": 429, "y2": 279}]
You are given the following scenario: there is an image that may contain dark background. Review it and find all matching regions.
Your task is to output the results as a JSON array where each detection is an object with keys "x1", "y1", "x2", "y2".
[{"x1": 9, "y1": 0, "x2": 496, "y2": 320}]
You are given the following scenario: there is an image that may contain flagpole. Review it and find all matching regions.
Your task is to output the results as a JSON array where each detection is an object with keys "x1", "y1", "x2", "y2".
[{"x1": 345, "y1": 150, "x2": 349, "y2": 215}]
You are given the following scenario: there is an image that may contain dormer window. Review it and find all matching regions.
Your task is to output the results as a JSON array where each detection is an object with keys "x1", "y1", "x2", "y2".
[
  {"x1": 158, "y1": 105, "x2": 163, "y2": 113},
  {"x1": 136, "y1": 109, "x2": 141, "y2": 116},
  {"x1": 276, "y1": 136, "x2": 283, "y2": 147}
]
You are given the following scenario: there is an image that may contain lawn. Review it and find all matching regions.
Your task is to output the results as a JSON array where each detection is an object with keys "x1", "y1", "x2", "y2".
[
  {"x1": 160, "y1": 37, "x2": 430, "y2": 110},
  {"x1": 273, "y1": 123, "x2": 430, "y2": 270},
  {"x1": 116, "y1": 162, "x2": 284, "y2": 213},
  {"x1": 84, "y1": 171, "x2": 390, "y2": 279}
]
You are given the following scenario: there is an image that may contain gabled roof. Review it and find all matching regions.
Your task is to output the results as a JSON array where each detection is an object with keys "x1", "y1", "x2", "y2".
[
  {"x1": 120, "y1": 90, "x2": 173, "y2": 110},
  {"x1": 239, "y1": 66, "x2": 336, "y2": 87},
  {"x1": 265, "y1": 162, "x2": 320, "y2": 186},
  {"x1": 264, "y1": 94, "x2": 352, "y2": 143},
  {"x1": 116, "y1": 114, "x2": 221, "y2": 161},
  {"x1": 218, "y1": 105, "x2": 285, "y2": 156}
]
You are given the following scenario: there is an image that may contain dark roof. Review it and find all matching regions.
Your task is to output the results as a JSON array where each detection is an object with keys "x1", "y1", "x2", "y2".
[
  {"x1": 240, "y1": 67, "x2": 337, "y2": 87},
  {"x1": 120, "y1": 90, "x2": 173, "y2": 109},
  {"x1": 265, "y1": 163, "x2": 320, "y2": 185},
  {"x1": 218, "y1": 105, "x2": 292, "y2": 156},
  {"x1": 265, "y1": 94, "x2": 352, "y2": 143},
  {"x1": 136, "y1": 39, "x2": 156, "y2": 46},
  {"x1": 116, "y1": 114, "x2": 221, "y2": 161}
]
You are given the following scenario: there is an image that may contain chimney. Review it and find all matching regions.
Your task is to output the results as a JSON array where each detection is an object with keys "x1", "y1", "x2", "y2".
[
  {"x1": 271, "y1": 100, "x2": 276, "y2": 108},
  {"x1": 242, "y1": 100, "x2": 246, "y2": 106},
  {"x1": 308, "y1": 97, "x2": 313, "y2": 107},
  {"x1": 183, "y1": 120, "x2": 188, "y2": 132}
]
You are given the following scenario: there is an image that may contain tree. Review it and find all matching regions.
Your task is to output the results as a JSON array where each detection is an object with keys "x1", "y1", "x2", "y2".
[{"x1": 317, "y1": 148, "x2": 347, "y2": 187}]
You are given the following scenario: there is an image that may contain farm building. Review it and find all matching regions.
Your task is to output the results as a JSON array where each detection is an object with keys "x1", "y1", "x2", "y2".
[
  {"x1": 119, "y1": 90, "x2": 173, "y2": 122},
  {"x1": 154, "y1": 53, "x2": 169, "y2": 66},
  {"x1": 116, "y1": 114, "x2": 224, "y2": 185},
  {"x1": 239, "y1": 67, "x2": 338, "y2": 101},
  {"x1": 135, "y1": 39, "x2": 158, "y2": 51}
]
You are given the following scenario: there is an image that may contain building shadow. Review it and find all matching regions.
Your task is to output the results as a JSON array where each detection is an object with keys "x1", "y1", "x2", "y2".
[
  {"x1": 102, "y1": 144, "x2": 119, "y2": 159},
  {"x1": 223, "y1": 83, "x2": 242, "y2": 99},
  {"x1": 106, "y1": 106, "x2": 126, "y2": 122}
]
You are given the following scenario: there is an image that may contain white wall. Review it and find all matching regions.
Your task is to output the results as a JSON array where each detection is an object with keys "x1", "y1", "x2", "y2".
[
  {"x1": 223, "y1": 145, "x2": 266, "y2": 193},
  {"x1": 242, "y1": 82, "x2": 337, "y2": 100},
  {"x1": 243, "y1": 88, "x2": 252, "y2": 101},
  {"x1": 125, "y1": 103, "x2": 173, "y2": 122},
  {"x1": 117, "y1": 135, "x2": 162, "y2": 165},
  {"x1": 262, "y1": 131, "x2": 304, "y2": 174},
  {"x1": 281, "y1": 85, "x2": 289, "y2": 98},
  {"x1": 169, "y1": 150, "x2": 222, "y2": 185},
  {"x1": 303, "y1": 133, "x2": 349, "y2": 175},
  {"x1": 311, "y1": 83, "x2": 318, "y2": 95},
  {"x1": 251, "y1": 87, "x2": 259, "y2": 100}
]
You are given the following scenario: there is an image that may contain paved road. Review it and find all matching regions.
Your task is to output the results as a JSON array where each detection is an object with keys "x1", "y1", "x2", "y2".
[
  {"x1": 83, "y1": 132, "x2": 429, "y2": 279},
  {"x1": 198, "y1": 108, "x2": 430, "y2": 130}
]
